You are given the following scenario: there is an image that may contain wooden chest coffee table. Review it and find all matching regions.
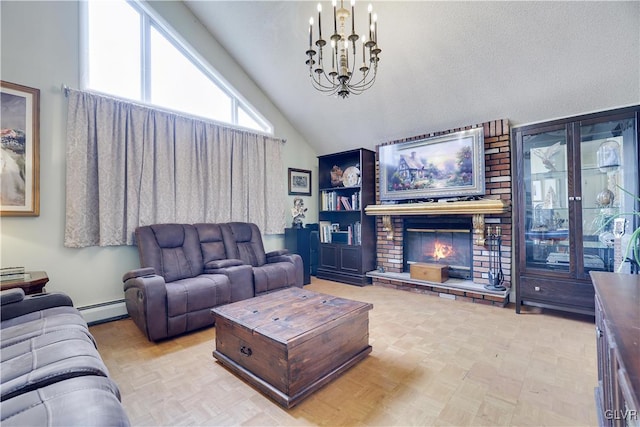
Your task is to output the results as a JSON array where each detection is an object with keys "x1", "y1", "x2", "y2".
[{"x1": 211, "y1": 287, "x2": 373, "y2": 408}]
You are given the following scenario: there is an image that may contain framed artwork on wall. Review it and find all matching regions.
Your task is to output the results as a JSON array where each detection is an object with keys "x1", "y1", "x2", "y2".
[
  {"x1": 378, "y1": 128, "x2": 485, "y2": 201},
  {"x1": 288, "y1": 168, "x2": 312, "y2": 196},
  {"x1": 1, "y1": 81, "x2": 40, "y2": 216}
]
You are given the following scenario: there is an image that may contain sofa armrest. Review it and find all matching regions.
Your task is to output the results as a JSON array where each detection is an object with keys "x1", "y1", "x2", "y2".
[
  {"x1": 0, "y1": 289, "x2": 74, "y2": 321},
  {"x1": 204, "y1": 259, "x2": 244, "y2": 271},
  {"x1": 1, "y1": 288, "x2": 25, "y2": 305},
  {"x1": 123, "y1": 273, "x2": 168, "y2": 341},
  {"x1": 266, "y1": 249, "x2": 290, "y2": 259},
  {"x1": 122, "y1": 267, "x2": 156, "y2": 282}
]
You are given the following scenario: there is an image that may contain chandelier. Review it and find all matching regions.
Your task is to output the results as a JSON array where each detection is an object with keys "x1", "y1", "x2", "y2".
[{"x1": 305, "y1": 1, "x2": 381, "y2": 98}]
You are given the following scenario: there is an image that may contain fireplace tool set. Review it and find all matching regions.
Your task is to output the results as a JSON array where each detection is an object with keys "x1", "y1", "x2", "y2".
[{"x1": 485, "y1": 226, "x2": 506, "y2": 291}]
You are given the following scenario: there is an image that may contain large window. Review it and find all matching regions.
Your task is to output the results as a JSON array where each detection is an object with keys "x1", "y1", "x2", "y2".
[{"x1": 84, "y1": 0, "x2": 271, "y2": 133}]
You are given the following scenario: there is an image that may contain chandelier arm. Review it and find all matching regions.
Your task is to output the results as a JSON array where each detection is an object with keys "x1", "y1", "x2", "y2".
[
  {"x1": 341, "y1": 56, "x2": 377, "y2": 92},
  {"x1": 350, "y1": 67, "x2": 377, "y2": 91},
  {"x1": 310, "y1": 71, "x2": 341, "y2": 94}
]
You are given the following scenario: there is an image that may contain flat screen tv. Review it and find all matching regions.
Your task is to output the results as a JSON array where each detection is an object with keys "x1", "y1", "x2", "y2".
[{"x1": 378, "y1": 128, "x2": 485, "y2": 202}]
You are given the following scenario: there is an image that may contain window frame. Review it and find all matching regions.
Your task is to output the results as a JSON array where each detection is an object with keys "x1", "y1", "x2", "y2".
[{"x1": 80, "y1": 0, "x2": 273, "y2": 134}]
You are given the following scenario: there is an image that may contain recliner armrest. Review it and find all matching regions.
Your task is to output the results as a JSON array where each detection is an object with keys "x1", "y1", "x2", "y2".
[
  {"x1": 1, "y1": 288, "x2": 25, "y2": 305},
  {"x1": 122, "y1": 273, "x2": 168, "y2": 342},
  {"x1": 204, "y1": 259, "x2": 245, "y2": 270},
  {"x1": 267, "y1": 255, "x2": 295, "y2": 264},
  {"x1": 266, "y1": 249, "x2": 290, "y2": 259},
  {"x1": 122, "y1": 267, "x2": 156, "y2": 282},
  {"x1": 0, "y1": 290, "x2": 74, "y2": 321}
]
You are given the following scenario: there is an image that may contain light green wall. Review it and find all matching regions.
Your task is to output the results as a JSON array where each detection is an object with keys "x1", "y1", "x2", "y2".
[{"x1": 0, "y1": 1, "x2": 317, "y2": 312}]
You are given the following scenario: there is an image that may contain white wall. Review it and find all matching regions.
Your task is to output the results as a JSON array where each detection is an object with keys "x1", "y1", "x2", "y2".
[{"x1": 0, "y1": 1, "x2": 317, "y2": 316}]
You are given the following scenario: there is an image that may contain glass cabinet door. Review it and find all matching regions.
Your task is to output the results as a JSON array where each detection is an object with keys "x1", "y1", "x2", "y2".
[
  {"x1": 522, "y1": 127, "x2": 571, "y2": 274},
  {"x1": 577, "y1": 116, "x2": 638, "y2": 278}
]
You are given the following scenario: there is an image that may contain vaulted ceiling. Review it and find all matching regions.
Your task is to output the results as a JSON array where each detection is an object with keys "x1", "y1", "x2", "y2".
[{"x1": 184, "y1": 1, "x2": 639, "y2": 155}]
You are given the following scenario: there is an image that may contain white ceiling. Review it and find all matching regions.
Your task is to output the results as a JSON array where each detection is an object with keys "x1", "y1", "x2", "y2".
[{"x1": 184, "y1": 1, "x2": 639, "y2": 155}]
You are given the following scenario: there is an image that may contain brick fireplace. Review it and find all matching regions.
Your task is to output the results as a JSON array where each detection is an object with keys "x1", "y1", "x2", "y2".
[{"x1": 366, "y1": 120, "x2": 513, "y2": 306}]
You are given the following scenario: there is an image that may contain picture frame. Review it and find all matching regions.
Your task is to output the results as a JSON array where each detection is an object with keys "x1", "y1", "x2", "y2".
[
  {"x1": 532, "y1": 180, "x2": 543, "y2": 202},
  {"x1": 543, "y1": 178, "x2": 559, "y2": 209},
  {"x1": 288, "y1": 168, "x2": 312, "y2": 196},
  {"x1": 378, "y1": 128, "x2": 485, "y2": 201},
  {"x1": 1, "y1": 81, "x2": 40, "y2": 216}
]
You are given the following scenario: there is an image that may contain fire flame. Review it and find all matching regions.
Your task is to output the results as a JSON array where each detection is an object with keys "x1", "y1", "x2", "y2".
[{"x1": 432, "y1": 241, "x2": 454, "y2": 261}]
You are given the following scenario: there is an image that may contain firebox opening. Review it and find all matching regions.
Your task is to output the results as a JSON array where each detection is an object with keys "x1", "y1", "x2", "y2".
[{"x1": 404, "y1": 218, "x2": 473, "y2": 280}]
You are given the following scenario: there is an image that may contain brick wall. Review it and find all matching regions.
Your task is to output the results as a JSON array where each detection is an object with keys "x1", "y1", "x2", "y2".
[{"x1": 373, "y1": 119, "x2": 513, "y2": 293}]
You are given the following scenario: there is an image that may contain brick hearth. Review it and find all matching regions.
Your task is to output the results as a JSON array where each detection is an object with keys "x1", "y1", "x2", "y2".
[{"x1": 369, "y1": 119, "x2": 513, "y2": 306}]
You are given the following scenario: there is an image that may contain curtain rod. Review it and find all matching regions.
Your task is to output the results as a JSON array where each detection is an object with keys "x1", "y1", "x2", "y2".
[{"x1": 60, "y1": 83, "x2": 286, "y2": 143}]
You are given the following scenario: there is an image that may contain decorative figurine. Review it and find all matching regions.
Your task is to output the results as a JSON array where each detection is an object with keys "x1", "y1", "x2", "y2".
[
  {"x1": 291, "y1": 197, "x2": 307, "y2": 228},
  {"x1": 330, "y1": 165, "x2": 343, "y2": 187}
]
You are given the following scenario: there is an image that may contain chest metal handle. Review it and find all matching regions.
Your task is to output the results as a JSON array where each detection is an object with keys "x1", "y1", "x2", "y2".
[{"x1": 240, "y1": 346, "x2": 253, "y2": 357}]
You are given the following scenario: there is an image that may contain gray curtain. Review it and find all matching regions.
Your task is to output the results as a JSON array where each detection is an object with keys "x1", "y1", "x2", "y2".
[{"x1": 65, "y1": 89, "x2": 285, "y2": 248}]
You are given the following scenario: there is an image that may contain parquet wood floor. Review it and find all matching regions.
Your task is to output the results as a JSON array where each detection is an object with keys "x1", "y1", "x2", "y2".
[{"x1": 90, "y1": 278, "x2": 598, "y2": 426}]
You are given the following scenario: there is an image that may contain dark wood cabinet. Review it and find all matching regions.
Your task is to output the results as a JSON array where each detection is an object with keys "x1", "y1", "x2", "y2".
[
  {"x1": 317, "y1": 148, "x2": 376, "y2": 286},
  {"x1": 285, "y1": 225, "x2": 317, "y2": 285},
  {"x1": 591, "y1": 272, "x2": 639, "y2": 427},
  {"x1": 513, "y1": 106, "x2": 639, "y2": 315}
]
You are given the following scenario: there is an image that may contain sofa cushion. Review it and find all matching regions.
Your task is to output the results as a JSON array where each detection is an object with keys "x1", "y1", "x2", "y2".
[
  {"x1": 1, "y1": 328, "x2": 95, "y2": 363},
  {"x1": 1, "y1": 305, "x2": 82, "y2": 330},
  {"x1": 165, "y1": 275, "x2": 231, "y2": 317},
  {"x1": 195, "y1": 223, "x2": 229, "y2": 263},
  {"x1": 0, "y1": 331, "x2": 109, "y2": 401},
  {"x1": 136, "y1": 224, "x2": 204, "y2": 282},
  {"x1": 222, "y1": 222, "x2": 267, "y2": 267},
  {"x1": 1, "y1": 376, "x2": 129, "y2": 426},
  {"x1": 253, "y1": 262, "x2": 298, "y2": 294},
  {"x1": 0, "y1": 310, "x2": 93, "y2": 349}
]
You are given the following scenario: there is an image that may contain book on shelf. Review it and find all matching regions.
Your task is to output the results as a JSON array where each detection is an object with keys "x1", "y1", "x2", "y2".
[
  {"x1": 1, "y1": 266, "x2": 25, "y2": 276},
  {"x1": 339, "y1": 196, "x2": 352, "y2": 210},
  {"x1": 319, "y1": 221, "x2": 332, "y2": 243},
  {"x1": 321, "y1": 191, "x2": 361, "y2": 211},
  {"x1": 1, "y1": 273, "x2": 29, "y2": 282}
]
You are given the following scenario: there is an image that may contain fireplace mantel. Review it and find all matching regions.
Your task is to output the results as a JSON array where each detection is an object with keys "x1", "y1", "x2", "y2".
[
  {"x1": 364, "y1": 198, "x2": 509, "y2": 217},
  {"x1": 365, "y1": 198, "x2": 509, "y2": 244}
]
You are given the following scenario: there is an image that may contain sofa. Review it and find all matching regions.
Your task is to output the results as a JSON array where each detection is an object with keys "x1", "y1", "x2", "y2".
[
  {"x1": 0, "y1": 288, "x2": 130, "y2": 426},
  {"x1": 123, "y1": 222, "x2": 304, "y2": 341}
]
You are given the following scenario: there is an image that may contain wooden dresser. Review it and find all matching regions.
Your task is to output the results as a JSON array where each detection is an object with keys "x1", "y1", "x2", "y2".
[{"x1": 591, "y1": 272, "x2": 640, "y2": 426}]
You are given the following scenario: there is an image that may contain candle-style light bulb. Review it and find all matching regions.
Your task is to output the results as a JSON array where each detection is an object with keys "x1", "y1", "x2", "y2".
[
  {"x1": 362, "y1": 37, "x2": 366, "y2": 64},
  {"x1": 332, "y1": 0, "x2": 337, "y2": 34},
  {"x1": 309, "y1": 17, "x2": 314, "y2": 48},
  {"x1": 317, "y1": 3, "x2": 322, "y2": 40},
  {"x1": 373, "y1": 13, "x2": 378, "y2": 44},
  {"x1": 368, "y1": 4, "x2": 373, "y2": 40},
  {"x1": 351, "y1": 0, "x2": 355, "y2": 35}
]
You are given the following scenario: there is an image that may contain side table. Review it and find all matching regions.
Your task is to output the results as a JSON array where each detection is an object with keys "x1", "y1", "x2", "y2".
[{"x1": 0, "y1": 271, "x2": 49, "y2": 295}]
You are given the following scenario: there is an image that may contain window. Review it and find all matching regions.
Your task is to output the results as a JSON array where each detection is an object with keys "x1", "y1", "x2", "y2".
[{"x1": 83, "y1": 0, "x2": 272, "y2": 133}]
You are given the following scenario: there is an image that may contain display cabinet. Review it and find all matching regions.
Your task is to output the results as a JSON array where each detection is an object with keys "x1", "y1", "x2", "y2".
[
  {"x1": 513, "y1": 106, "x2": 639, "y2": 314},
  {"x1": 317, "y1": 148, "x2": 376, "y2": 286}
]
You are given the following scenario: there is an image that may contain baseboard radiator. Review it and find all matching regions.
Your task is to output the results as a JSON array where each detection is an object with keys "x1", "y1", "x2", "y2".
[{"x1": 78, "y1": 299, "x2": 128, "y2": 326}]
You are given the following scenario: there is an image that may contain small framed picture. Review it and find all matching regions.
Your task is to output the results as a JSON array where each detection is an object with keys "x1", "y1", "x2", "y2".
[
  {"x1": 532, "y1": 180, "x2": 542, "y2": 202},
  {"x1": 1, "y1": 81, "x2": 40, "y2": 216},
  {"x1": 331, "y1": 223, "x2": 340, "y2": 232},
  {"x1": 288, "y1": 168, "x2": 312, "y2": 196}
]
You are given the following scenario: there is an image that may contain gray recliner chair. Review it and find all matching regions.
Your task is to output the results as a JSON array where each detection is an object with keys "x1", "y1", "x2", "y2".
[
  {"x1": 123, "y1": 223, "x2": 239, "y2": 341},
  {"x1": 221, "y1": 222, "x2": 304, "y2": 294}
]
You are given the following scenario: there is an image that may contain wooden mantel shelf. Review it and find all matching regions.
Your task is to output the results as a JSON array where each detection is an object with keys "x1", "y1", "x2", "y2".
[{"x1": 364, "y1": 198, "x2": 509, "y2": 216}]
